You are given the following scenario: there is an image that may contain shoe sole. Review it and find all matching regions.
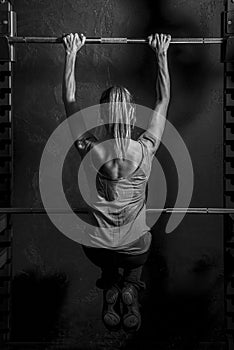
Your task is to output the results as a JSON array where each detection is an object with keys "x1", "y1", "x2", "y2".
[
  {"x1": 122, "y1": 289, "x2": 134, "y2": 305},
  {"x1": 106, "y1": 288, "x2": 118, "y2": 304},
  {"x1": 121, "y1": 287, "x2": 141, "y2": 332},
  {"x1": 103, "y1": 288, "x2": 121, "y2": 330}
]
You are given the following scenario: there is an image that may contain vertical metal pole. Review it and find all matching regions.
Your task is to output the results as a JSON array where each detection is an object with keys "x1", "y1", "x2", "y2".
[
  {"x1": 224, "y1": 2, "x2": 234, "y2": 349},
  {"x1": 0, "y1": 0, "x2": 14, "y2": 345}
]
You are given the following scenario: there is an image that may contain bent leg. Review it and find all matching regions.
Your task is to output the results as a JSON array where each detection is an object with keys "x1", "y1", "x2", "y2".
[
  {"x1": 82, "y1": 245, "x2": 122, "y2": 330},
  {"x1": 116, "y1": 250, "x2": 150, "y2": 291},
  {"x1": 82, "y1": 245, "x2": 122, "y2": 289}
]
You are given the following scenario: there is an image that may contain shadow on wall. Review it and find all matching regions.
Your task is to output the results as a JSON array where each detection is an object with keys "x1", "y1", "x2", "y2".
[
  {"x1": 11, "y1": 270, "x2": 69, "y2": 342},
  {"x1": 123, "y1": 225, "x2": 225, "y2": 350}
]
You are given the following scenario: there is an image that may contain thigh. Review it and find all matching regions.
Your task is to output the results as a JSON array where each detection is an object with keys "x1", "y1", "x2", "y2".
[
  {"x1": 115, "y1": 250, "x2": 150, "y2": 269},
  {"x1": 82, "y1": 245, "x2": 151, "y2": 270},
  {"x1": 82, "y1": 245, "x2": 114, "y2": 269}
]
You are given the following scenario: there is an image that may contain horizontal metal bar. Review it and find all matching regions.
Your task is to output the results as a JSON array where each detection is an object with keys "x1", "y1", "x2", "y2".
[
  {"x1": 0, "y1": 208, "x2": 233, "y2": 214},
  {"x1": 7, "y1": 36, "x2": 225, "y2": 45},
  {"x1": 148, "y1": 208, "x2": 234, "y2": 214}
]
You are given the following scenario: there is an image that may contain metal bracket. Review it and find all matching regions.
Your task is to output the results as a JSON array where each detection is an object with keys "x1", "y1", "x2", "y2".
[
  {"x1": 223, "y1": 36, "x2": 234, "y2": 62},
  {"x1": 226, "y1": 11, "x2": 234, "y2": 34},
  {"x1": 0, "y1": 36, "x2": 11, "y2": 61},
  {"x1": 0, "y1": 9, "x2": 16, "y2": 62},
  {"x1": 0, "y1": 11, "x2": 16, "y2": 35}
]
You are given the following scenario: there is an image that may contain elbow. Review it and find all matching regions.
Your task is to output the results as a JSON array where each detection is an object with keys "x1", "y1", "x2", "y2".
[
  {"x1": 156, "y1": 88, "x2": 170, "y2": 104},
  {"x1": 161, "y1": 94, "x2": 170, "y2": 102},
  {"x1": 67, "y1": 96, "x2": 76, "y2": 103},
  {"x1": 156, "y1": 96, "x2": 170, "y2": 107},
  {"x1": 62, "y1": 92, "x2": 76, "y2": 104}
]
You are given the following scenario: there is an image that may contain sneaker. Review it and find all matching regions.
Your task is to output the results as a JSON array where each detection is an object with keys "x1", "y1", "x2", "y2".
[
  {"x1": 121, "y1": 284, "x2": 141, "y2": 333},
  {"x1": 102, "y1": 285, "x2": 121, "y2": 331}
]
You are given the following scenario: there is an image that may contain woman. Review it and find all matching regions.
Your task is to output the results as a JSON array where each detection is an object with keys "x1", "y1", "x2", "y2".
[{"x1": 63, "y1": 33, "x2": 171, "y2": 332}]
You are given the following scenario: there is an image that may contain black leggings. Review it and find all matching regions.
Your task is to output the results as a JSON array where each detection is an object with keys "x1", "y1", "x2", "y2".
[{"x1": 82, "y1": 245, "x2": 151, "y2": 291}]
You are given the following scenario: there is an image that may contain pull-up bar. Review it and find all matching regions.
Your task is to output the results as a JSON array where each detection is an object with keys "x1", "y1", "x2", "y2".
[
  {"x1": 0, "y1": 35, "x2": 231, "y2": 61},
  {"x1": 0, "y1": 208, "x2": 233, "y2": 214},
  {"x1": 7, "y1": 36, "x2": 224, "y2": 45}
]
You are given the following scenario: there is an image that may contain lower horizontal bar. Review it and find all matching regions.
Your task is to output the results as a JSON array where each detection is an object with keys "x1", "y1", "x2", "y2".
[
  {"x1": 147, "y1": 208, "x2": 234, "y2": 214},
  {"x1": 0, "y1": 208, "x2": 233, "y2": 214},
  {"x1": 8, "y1": 36, "x2": 225, "y2": 45}
]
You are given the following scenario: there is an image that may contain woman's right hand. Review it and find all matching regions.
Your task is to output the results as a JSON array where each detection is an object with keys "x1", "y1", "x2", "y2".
[
  {"x1": 148, "y1": 33, "x2": 171, "y2": 56},
  {"x1": 63, "y1": 33, "x2": 86, "y2": 55}
]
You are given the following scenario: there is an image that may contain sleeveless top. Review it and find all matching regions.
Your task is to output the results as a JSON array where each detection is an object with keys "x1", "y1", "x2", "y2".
[{"x1": 76, "y1": 130, "x2": 158, "y2": 254}]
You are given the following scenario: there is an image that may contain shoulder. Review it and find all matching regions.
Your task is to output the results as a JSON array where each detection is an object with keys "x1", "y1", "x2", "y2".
[{"x1": 137, "y1": 131, "x2": 159, "y2": 156}]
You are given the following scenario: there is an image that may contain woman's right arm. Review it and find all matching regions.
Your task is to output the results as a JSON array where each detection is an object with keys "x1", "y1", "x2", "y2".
[
  {"x1": 146, "y1": 33, "x2": 171, "y2": 151},
  {"x1": 62, "y1": 33, "x2": 89, "y2": 150},
  {"x1": 62, "y1": 33, "x2": 85, "y2": 116}
]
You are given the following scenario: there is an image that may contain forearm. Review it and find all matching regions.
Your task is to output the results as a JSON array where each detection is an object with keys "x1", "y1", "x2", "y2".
[
  {"x1": 62, "y1": 52, "x2": 77, "y2": 103},
  {"x1": 147, "y1": 53, "x2": 170, "y2": 142},
  {"x1": 146, "y1": 33, "x2": 171, "y2": 147},
  {"x1": 155, "y1": 52, "x2": 170, "y2": 109},
  {"x1": 62, "y1": 51, "x2": 85, "y2": 139}
]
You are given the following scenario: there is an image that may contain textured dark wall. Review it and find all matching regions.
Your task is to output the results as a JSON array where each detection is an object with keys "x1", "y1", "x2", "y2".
[{"x1": 12, "y1": 0, "x2": 224, "y2": 348}]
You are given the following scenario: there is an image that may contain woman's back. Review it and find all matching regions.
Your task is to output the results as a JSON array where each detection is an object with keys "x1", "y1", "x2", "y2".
[
  {"x1": 91, "y1": 139, "x2": 143, "y2": 181},
  {"x1": 73, "y1": 84, "x2": 159, "y2": 248},
  {"x1": 76, "y1": 131, "x2": 158, "y2": 248}
]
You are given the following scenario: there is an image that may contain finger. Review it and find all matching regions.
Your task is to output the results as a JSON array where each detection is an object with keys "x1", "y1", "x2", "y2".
[
  {"x1": 165, "y1": 35, "x2": 171, "y2": 47},
  {"x1": 160, "y1": 33, "x2": 165, "y2": 43},
  {"x1": 153, "y1": 33, "x2": 157, "y2": 43},
  {"x1": 148, "y1": 34, "x2": 153, "y2": 45},
  {"x1": 69, "y1": 33, "x2": 74, "y2": 43},
  {"x1": 82, "y1": 35, "x2": 86, "y2": 45},
  {"x1": 77, "y1": 34, "x2": 82, "y2": 45},
  {"x1": 77, "y1": 34, "x2": 81, "y2": 47},
  {"x1": 156, "y1": 33, "x2": 160, "y2": 45},
  {"x1": 63, "y1": 37, "x2": 68, "y2": 46},
  {"x1": 152, "y1": 39, "x2": 157, "y2": 47},
  {"x1": 80, "y1": 33, "x2": 86, "y2": 45},
  {"x1": 66, "y1": 35, "x2": 71, "y2": 44},
  {"x1": 74, "y1": 33, "x2": 79, "y2": 44}
]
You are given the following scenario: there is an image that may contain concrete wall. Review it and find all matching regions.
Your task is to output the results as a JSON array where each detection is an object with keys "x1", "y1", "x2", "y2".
[{"x1": 11, "y1": 0, "x2": 225, "y2": 348}]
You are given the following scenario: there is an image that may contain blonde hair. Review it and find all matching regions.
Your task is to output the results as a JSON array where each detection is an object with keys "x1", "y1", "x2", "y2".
[{"x1": 99, "y1": 86, "x2": 136, "y2": 159}]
